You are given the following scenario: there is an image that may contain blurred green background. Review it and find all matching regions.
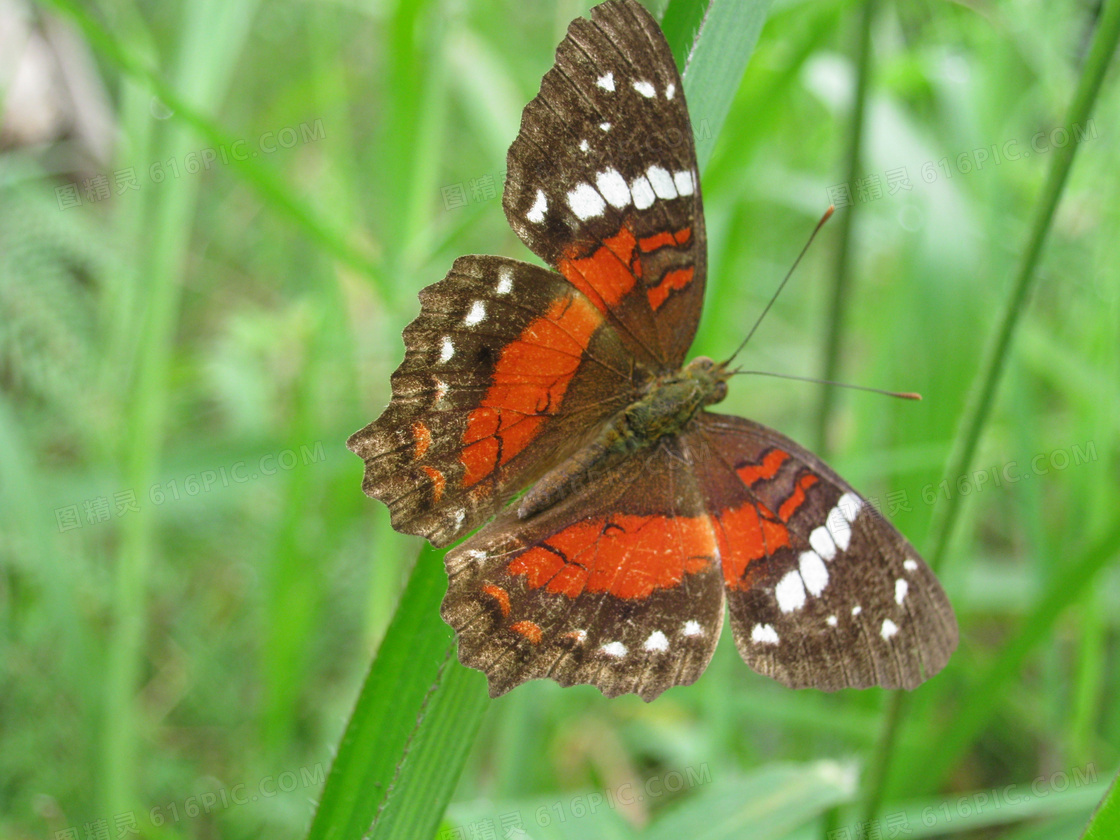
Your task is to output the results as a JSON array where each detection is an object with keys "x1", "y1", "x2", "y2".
[{"x1": 1, "y1": 0, "x2": 1117, "y2": 837}]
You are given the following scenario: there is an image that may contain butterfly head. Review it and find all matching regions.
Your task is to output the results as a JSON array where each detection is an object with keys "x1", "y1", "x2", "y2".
[{"x1": 681, "y1": 355, "x2": 730, "y2": 408}]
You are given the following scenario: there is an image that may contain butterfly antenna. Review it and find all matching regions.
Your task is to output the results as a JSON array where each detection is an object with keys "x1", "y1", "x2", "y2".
[
  {"x1": 723, "y1": 205, "x2": 835, "y2": 366},
  {"x1": 729, "y1": 368, "x2": 922, "y2": 401}
]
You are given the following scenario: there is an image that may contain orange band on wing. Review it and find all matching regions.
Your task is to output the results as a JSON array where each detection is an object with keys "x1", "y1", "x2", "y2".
[
  {"x1": 508, "y1": 514, "x2": 716, "y2": 600},
  {"x1": 482, "y1": 584, "x2": 511, "y2": 617},
  {"x1": 736, "y1": 449, "x2": 789, "y2": 487},
  {"x1": 713, "y1": 504, "x2": 791, "y2": 591},
  {"x1": 511, "y1": 620, "x2": 542, "y2": 644},
  {"x1": 778, "y1": 473, "x2": 819, "y2": 522},
  {"x1": 638, "y1": 226, "x2": 692, "y2": 252},
  {"x1": 557, "y1": 226, "x2": 639, "y2": 315},
  {"x1": 421, "y1": 465, "x2": 445, "y2": 503},
  {"x1": 412, "y1": 420, "x2": 432, "y2": 460},
  {"x1": 647, "y1": 267, "x2": 694, "y2": 311},
  {"x1": 460, "y1": 294, "x2": 603, "y2": 487}
]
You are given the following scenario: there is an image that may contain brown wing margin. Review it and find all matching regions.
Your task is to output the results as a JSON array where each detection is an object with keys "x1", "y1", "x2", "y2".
[
  {"x1": 687, "y1": 413, "x2": 958, "y2": 690},
  {"x1": 347, "y1": 255, "x2": 635, "y2": 547}
]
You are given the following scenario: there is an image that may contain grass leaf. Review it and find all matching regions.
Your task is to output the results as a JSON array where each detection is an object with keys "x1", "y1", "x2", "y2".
[
  {"x1": 862, "y1": 0, "x2": 1120, "y2": 818},
  {"x1": 1082, "y1": 767, "x2": 1120, "y2": 840},
  {"x1": 643, "y1": 761, "x2": 856, "y2": 840},
  {"x1": 675, "y1": 0, "x2": 774, "y2": 171},
  {"x1": 304, "y1": 543, "x2": 486, "y2": 840}
]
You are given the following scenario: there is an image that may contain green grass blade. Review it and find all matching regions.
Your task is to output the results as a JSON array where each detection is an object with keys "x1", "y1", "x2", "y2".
[
  {"x1": 924, "y1": 0, "x2": 1120, "y2": 577},
  {"x1": 874, "y1": 772, "x2": 1110, "y2": 838},
  {"x1": 906, "y1": 519, "x2": 1120, "y2": 794},
  {"x1": 86, "y1": 0, "x2": 264, "y2": 818},
  {"x1": 660, "y1": 0, "x2": 708, "y2": 71},
  {"x1": 370, "y1": 656, "x2": 489, "y2": 840},
  {"x1": 1082, "y1": 767, "x2": 1120, "y2": 840},
  {"x1": 304, "y1": 543, "x2": 482, "y2": 840},
  {"x1": 41, "y1": 0, "x2": 382, "y2": 287},
  {"x1": 643, "y1": 761, "x2": 856, "y2": 840},
  {"x1": 861, "y1": 0, "x2": 1120, "y2": 820},
  {"x1": 674, "y1": 0, "x2": 773, "y2": 171},
  {"x1": 814, "y1": 0, "x2": 877, "y2": 455}
]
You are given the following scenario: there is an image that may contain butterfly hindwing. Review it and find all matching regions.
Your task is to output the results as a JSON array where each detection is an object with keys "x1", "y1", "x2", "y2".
[
  {"x1": 504, "y1": 0, "x2": 706, "y2": 369},
  {"x1": 690, "y1": 413, "x2": 958, "y2": 690},
  {"x1": 347, "y1": 255, "x2": 635, "y2": 547},
  {"x1": 442, "y1": 442, "x2": 724, "y2": 701}
]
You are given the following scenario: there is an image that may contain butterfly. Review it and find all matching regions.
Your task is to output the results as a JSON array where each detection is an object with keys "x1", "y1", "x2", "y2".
[{"x1": 348, "y1": 0, "x2": 957, "y2": 700}]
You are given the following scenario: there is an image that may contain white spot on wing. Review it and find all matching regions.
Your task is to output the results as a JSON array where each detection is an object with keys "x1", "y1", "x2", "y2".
[
  {"x1": 600, "y1": 121, "x2": 611, "y2": 132},
  {"x1": 464, "y1": 549, "x2": 486, "y2": 563},
  {"x1": 601, "y1": 641, "x2": 627, "y2": 658},
  {"x1": 567, "y1": 182, "x2": 606, "y2": 220},
  {"x1": 895, "y1": 579, "x2": 908, "y2": 605},
  {"x1": 464, "y1": 301, "x2": 485, "y2": 326},
  {"x1": 881, "y1": 619, "x2": 899, "y2": 640},
  {"x1": 596, "y1": 168, "x2": 631, "y2": 208},
  {"x1": 903, "y1": 558, "x2": 919, "y2": 572},
  {"x1": 673, "y1": 170, "x2": 696, "y2": 196},
  {"x1": 579, "y1": 138, "x2": 590, "y2": 153},
  {"x1": 630, "y1": 175, "x2": 656, "y2": 210},
  {"x1": 665, "y1": 82, "x2": 676, "y2": 100},
  {"x1": 453, "y1": 509, "x2": 465, "y2": 528},
  {"x1": 568, "y1": 629, "x2": 587, "y2": 643},
  {"x1": 826, "y1": 615, "x2": 838, "y2": 627},
  {"x1": 751, "y1": 623, "x2": 779, "y2": 644},
  {"x1": 643, "y1": 630, "x2": 669, "y2": 652},
  {"x1": 838, "y1": 492, "x2": 863, "y2": 523},
  {"x1": 775, "y1": 569, "x2": 806, "y2": 613},
  {"x1": 439, "y1": 337, "x2": 454, "y2": 363},
  {"x1": 632, "y1": 79, "x2": 656, "y2": 98},
  {"x1": 646, "y1": 165, "x2": 678, "y2": 199},
  {"x1": 810, "y1": 526, "x2": 837, "y2": 561},
  {"x1": 526, "y1": 189, "x2": 548, "y2": 224},
  {"x1": 682, "y1": 620, "x2": 703, "y2": 637},
  {"x1": 826, "y1": 505, "x2": 852, "y2": 552},
  {"x1": 597, "y1": 72, "x2": 615, "y2": 91},
  {"x1": 496, "y1": 268, "x2": 513, "y2": 294},
  {"x1": 799, "y1": 551, "x2": 829, "y2": 596},
  {"x1": 852, "y1": 605, "x2": 862, "y2": 616}
]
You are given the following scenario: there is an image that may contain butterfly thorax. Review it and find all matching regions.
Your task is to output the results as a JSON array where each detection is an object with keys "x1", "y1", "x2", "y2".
[{"x1": 516, "y1": 357, "x2": 728, "y2": 519}]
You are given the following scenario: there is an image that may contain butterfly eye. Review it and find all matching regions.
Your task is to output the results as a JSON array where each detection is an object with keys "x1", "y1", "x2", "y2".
[{"x1": 687, "y1": 355, "x2": 714, "y2": 373}]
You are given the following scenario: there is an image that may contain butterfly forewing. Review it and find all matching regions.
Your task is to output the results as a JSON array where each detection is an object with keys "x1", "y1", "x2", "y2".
[
  {"x1": 503, "y1": 0, "x2": 706, "y2": 369},
  {"x1": 347, "y1": 255, "x2": 635, "y2": 547}
]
